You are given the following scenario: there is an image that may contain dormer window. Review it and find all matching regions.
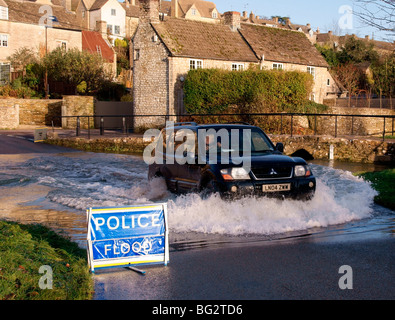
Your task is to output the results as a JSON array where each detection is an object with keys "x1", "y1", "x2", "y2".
[
  {"x1": 212, "y1": 12, "x2": 217, "y2": 19},
  {"x1": 191, "y1": 8, "x2": 197, "y2": 16}
]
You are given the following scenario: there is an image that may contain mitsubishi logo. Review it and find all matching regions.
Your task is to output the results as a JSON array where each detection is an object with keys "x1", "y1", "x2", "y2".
[{"x1": 269, "y1": 168, "x2": 278, "y2": 175}]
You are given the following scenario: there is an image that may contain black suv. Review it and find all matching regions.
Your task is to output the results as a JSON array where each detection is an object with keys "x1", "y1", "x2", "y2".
[{"x1": 148, "y1": 123, "x2": 316, "y2": 200}]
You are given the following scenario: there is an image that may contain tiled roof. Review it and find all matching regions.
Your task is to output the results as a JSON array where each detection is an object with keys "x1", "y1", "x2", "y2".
[
  {"x1": 177, "y1": 0, "x2": 217, "y2": 18},
  {"x1": 82, "y1": 30, "x2": 114, "y2": 62},
  {"x1": 5, "y1": 0, "x2": 81, "y2": 30},
  {"x1": 121, "y1": 3, "x2": 139, "y2": 17},
  {"x1": 152, "y1": 18, "x2": 259, "y2": 62},
  {"x1": 90, "y1": 0, "x2": 109, "y2": 11},
  {"x1": 239, "y1": 23, "x2": 329, "y2": 67}
]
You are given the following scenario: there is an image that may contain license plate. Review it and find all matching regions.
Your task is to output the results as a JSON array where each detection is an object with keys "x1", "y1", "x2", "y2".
[{"x1": 262, "y1": 183, "x2": 291, "y2": 192}]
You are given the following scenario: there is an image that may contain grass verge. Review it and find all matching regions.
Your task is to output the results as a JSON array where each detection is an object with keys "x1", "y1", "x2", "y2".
[
  {"x1": 0, "y1": 221, "x2": 93, "y2": 300},
  {"x1": 358, "y1": 168, "x2": 395, "y2": 211}
]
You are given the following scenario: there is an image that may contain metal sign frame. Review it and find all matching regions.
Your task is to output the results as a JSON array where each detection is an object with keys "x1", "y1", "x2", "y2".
[{"x1": 86, "y1": 203, "x2": 169, "y2": 273}]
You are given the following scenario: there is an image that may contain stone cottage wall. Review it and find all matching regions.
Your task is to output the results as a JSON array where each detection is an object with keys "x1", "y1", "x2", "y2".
[{"x1": 132, "y1": 22, "x2": 170, "y2": 129}]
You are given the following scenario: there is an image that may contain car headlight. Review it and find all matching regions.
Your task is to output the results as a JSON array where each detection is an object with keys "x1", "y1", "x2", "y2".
[
  {"x1": 294, "y1": 165, "x2": 312, "y2": 177},
  {"x1": 220, "y1": 167, "x2": 251, "y2": 181}
]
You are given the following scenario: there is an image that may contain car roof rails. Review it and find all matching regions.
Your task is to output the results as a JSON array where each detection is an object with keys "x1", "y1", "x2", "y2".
[
  {"x1": 173, "y1": 122, "x2": 198, "y2": 127},
  {"x1": 226, "y1": 121, "x2": 252, "y2": 126}
]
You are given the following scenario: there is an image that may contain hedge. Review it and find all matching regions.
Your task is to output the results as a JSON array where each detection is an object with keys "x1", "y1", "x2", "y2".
[
  {"x1": 183, "y1": 68, "x2": 314, "y2": 115},
  {"x1": 182, "y1": 68, "x2": 330, "y2": 134}
]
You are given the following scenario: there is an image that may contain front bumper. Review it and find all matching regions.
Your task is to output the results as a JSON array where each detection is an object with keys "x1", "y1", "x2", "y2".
[{"x1": 219, "y1": 177, "x2": 316, "y2": 200}]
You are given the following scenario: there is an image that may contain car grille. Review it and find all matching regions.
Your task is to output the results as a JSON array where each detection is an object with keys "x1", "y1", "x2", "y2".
[{"x1": 251, "y1": 166, "x2": 293, "y2": 180}]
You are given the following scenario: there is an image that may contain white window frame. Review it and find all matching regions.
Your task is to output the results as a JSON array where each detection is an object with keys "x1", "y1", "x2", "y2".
[
  {"x1": 191, "y1": 8, "x2": 197, "y2": 16},
  {"x1": 0, "y1": 6, "x2": 8, "y2": 20},
  {"x1": 56, "y1": 40, "x2": 67, "y2": 50},
  {"x1": 307, "y1": 66, "x2": 316, "y2": 79},
  {"x1": 107, "y1": 24, "x2": 113, "y2": 34},
  {"x1": 111, "y1": 9, "x2": 116, "y2": 16},
  {"x1": 114, "y1": 25, "x2": 120, "y2": 35},
  {"x1": 0, "y1": 34, "x2": 8, "y2": 47},
  {"x1": 310, "y1": 93, "x2": 316, "y2": 102},
  {"x1": 232, "y1": 63, "x2": 244, "y2": 71},
  {"x1": 272, "y1": 63, "x2": 283, "y2": 70},
  {"x1": 212, "y1": 12, "x2": 217, "y2": 19},
  {"x1": 190, "y1": 59, "x2": 203, "y2": 70}
]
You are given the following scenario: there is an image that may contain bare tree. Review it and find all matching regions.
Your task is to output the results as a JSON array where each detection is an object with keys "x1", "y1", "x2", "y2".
[{"x1": 353, "y1": 0, "x2": 395, "y2": 41}]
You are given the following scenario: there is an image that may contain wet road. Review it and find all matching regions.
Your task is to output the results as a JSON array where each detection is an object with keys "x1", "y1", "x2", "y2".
[{"x1": 0, "y1": 131, "x2": 394, "y2": 300}]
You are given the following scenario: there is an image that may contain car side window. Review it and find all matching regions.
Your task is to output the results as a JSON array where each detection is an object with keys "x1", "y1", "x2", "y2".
[{"x1": 251, "y1": 131, "x2": 272, "y2": 152}]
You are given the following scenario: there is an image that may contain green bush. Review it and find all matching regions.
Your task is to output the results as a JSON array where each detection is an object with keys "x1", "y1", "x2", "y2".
[
  {"x1": 183, "y1": 68, "x2": 314, "y2": 115},
  {"x1": 182, "y1": 68, "x2": 321, "y2": 133}
]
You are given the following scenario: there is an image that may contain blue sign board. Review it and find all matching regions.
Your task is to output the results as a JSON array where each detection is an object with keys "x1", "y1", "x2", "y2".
[{"x1": 87, "y1": 203, "x2": 169, "y2": 272}]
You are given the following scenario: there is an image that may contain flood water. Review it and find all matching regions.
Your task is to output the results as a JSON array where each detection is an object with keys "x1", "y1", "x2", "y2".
[{"x1": 0, "y1": 152, "x2": 394, "y2": 250}]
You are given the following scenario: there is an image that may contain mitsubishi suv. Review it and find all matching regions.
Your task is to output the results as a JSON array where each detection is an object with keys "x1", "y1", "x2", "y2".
[{"x1": 147, "y1": 122, "x2": 316, "y2": 200}]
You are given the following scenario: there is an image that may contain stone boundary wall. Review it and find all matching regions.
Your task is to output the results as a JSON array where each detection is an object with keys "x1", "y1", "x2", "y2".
[
  {"x1": 315, "y1": 106, "x2": 394, "y2": 136},
  {"x1": 324, "y1": 98, "x2": 393, "y2": 109},
  {"x1": 0, "y1": 96, "x2": 94, "y2": 129},
  {"x1": 61, "y1": 96, "x2": 95, "y2": 129},
  {"x1": 0, "y1": 103, "x2": 19, "y2": 129},
  {"x1": 270, "y1": 135, "x2": 394, "y2": 164}
]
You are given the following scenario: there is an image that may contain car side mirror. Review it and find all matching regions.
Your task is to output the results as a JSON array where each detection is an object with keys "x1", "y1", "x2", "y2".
[{"x1": 276, "y1": 143, "x2": 284, "y2": 153}]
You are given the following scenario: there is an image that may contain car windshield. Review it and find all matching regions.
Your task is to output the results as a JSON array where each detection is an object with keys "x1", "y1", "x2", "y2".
[{"x1": 203, "y1": 127, "x2": 274, "y2": 154}]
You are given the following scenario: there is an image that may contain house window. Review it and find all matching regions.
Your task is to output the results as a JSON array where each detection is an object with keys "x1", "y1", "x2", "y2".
[
  {"x1": 272, "y1": 63, "x2": 283, "y2": 70},
  {"x1": 212, "y1": 12, "x2": 217, "y2": 19},
  {"x1": 0, "y1": 6, "x2": 8, "y2": 20},
  {"x1": 0, "y1": 34, "x2": 8, "y2": 47},
  {"x1": 307, "y1": 66, "x2": 316, "y2": 79},
  {"x1": 134, "y1": 49, "x2": 140, "y2": 61},
  {"x1": 107, "y1": 24, "x2": 113, "y2": 34},
  {"x1": 111, "y1": 9, "x2": 116, "y2": 16},
  {"x1": 232, "y1": 63, "x2": 244, "y2": 71},
  {"x1": 114, "y1": 25, "x2": 120, "y2": 35},
  {"x1": 96, "y1": 45, "x2": 102, "y2": 56},
  {"x1": 327, "y1": 78, "x2": 330, "y2": 86},
  {"x1": 191, "y1": 8, "x2": 197, "y2": 16},
  {"x1": 310, "y1": 93, "x2": 316, "y2": 102},
  {"x1": 81, "y1": 10, "x2": 85, "y2": 18},
  {"x1": 56, "y1": 41, "x2": 67, "y2": 50},
  {"x1": 190, "y1": 59, "x2": 203, "y2": 70}
]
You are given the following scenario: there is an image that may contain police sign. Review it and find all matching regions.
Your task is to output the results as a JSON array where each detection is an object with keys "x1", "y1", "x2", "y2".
[{"x1": 87, "y1": 203, "x2": 169, "y2": 272}]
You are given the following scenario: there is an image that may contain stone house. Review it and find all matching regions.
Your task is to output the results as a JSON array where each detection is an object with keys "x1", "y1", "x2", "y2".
[
  {"x1": 0, "y1": 0, "x2": 82, "y2": 83},
  {"x1": 132, "y1": 0, "x2": 339, "y2": 126},
  {"x1": 169, "y1": 0, "x2": 220, "y2": 23},
  {"x1": 75, "y1": 0, "x2": 126, "y2": 43}
]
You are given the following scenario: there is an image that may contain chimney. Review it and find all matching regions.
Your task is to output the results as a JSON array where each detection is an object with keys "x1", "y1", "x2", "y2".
[
  {"x1": 224, "y1": 11, "x2": 241, "y2": 31},
  {"x1": 96, "y1": 20, "x2": 108, "y2": 36},
  {"x1": 139, "y1": 0, "x2": 160, "y2": 24},
  {"x1": 316, "y1": 27, "x2": 320, "y2": 34},
  {"x1": 365, "y1": 35, "x2": 370, "y2": 41},
  {"x1": 272, "y1": 16, "x2": 278, "y2": 24},
  {"x1": 306, "y1": 23, "x2": 311, "y2": 29},
  {"x1": 249, "y1": 11, "x2": 255, "y2": 22},
  {"x1": 285, "y1": 18, "x2": 291, "y2": 26},
  {"x1": 328, "y1": 30, "x2": 333, "y2": 36},
  {"x1": 171, "y1": 0, "x2": 179, "y2": 18},
  {"x1": 242, "y1": 11, "x2": 247, "y2": 19}
]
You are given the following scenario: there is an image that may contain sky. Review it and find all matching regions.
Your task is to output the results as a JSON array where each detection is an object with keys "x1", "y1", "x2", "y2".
[{"x1": 213, "y1": 0, "x2": 392, "y2": 42}]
